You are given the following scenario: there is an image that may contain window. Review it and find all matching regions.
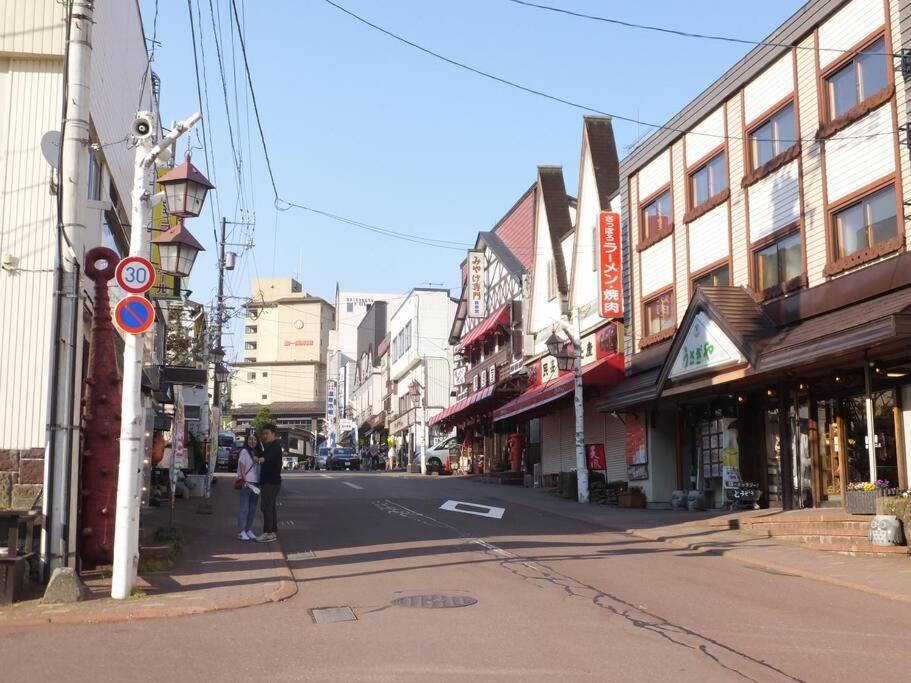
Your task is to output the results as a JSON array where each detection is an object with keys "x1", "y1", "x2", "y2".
[
  {"x1": 245, "y1": 357, "x2": 256, "y2": 363},
  {"x1": 346, "y1": 301, "x2": 354, "y2": 313},
  {"x1": 690, "y1": 152, "x2": 727, "y2": 207},
  {"x1": 643, "y1": 291, "x2": 674, "y2": 338},
  {"x1": 833, "y1": 185, "x2": 897, "y2": 259},
  {"x1": 262, "y1": 372, "x2": 268, "y2": 378},
  {"x1": 245, "y1": 341, "x2": 257, "y2": 350},
  {"x1": 826, "y1": 38, "x2": 888, "y2": 119},
  {"x1": 261, "y1": 394, "x2": 268, "y2": 400},
  {"x1": 749, "y1": 103, "x2": 795, "y2": 168},
  {"x1": 547, "y1": 259, "x2": 557, "y2": 300},
  {"x1": 693, "y1": 265, "x2": 730, "y2": 291},
  {"x1": 641, "y1": 190, "x2": 672, "y2": 242},
  {"x1": 245, "y1": 325, "x2": 257, "y2": 334},
  {"x1": 754, "y1": 232, "x2": 802, "y2": 291},
  {"x1": 87, "y1": 151, "x2": 102, "y2": 201},
  {"x1": 247, "y1": 372, "x2": 256, "y2": 380},
  {"x1": 404, "y1": 320, "x2": 412, "y2": 353}
]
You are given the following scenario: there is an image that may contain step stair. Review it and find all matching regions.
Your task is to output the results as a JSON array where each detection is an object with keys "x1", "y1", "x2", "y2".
[{"x1": 739, "y1": 516, "x2": 911, "y2": 557}]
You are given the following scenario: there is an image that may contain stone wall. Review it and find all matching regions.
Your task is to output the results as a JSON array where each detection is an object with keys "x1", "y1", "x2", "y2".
[{"x1": 0, "y1": 448, "x2": 44, "y2": 510}]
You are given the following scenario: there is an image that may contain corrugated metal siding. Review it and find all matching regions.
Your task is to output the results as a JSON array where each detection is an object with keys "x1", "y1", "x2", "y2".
[
  {"x1": 728, "y1": 96, "x2": 748, "y2": 286},
  {"x1": 824, "y1": 104, "x2": 894, "y2": 203},
  {"x1": 688, "y1": 204, "x2": 730, "y2": 272},
  {"x1": 0, "y1": 1, "x2": 65, "y2": 57},
  {"x1": 671, "y1": 140, "x2": 688, "y2": 320},
  {"x1": 637, "y1": 149, "x2": 670, "y2": 199},
  {"x1": 818, "y1": 0, "x2": 884, "y2": 69},
  {"x1": 796, "y1": 33, "x2": 827, "y2": 287},
  {"x1": 541, "y1": 411, "x2": 561, "y2": 475},
  {"x1": 0, "y1": 58, "x2": 62, "y2": 448},
  {"x1": 748, "y1": 159, "x2": 801, "y2": 241},
  {"x1": 685, "y1": 107, "x2": 725, "y2": 163},
  {"x1": 743, "y1": 54, "x2": 794, "y2": 124},
  {"x1": 640, "y1": 238, "x2": 674, "y2": 296},
  {"x1": 558, "y1": 407, "x2": 575, "y2": 473},
  {"x1": 605, "y1": 414, "x2": 626, "y2": 482}
]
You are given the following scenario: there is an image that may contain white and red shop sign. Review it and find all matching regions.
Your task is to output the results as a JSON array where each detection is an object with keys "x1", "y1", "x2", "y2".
[{"x1": 598, "y1": 211, "x2": 622, "y2": 319}]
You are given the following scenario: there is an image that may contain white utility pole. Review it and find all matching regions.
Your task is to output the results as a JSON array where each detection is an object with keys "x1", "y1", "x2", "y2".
[
  {"x1": 111, "y1": 111, "x2": 202, "y2": 600},
  {"x1": 554, "y1": 309, "x2": 589, "y2": 504}
]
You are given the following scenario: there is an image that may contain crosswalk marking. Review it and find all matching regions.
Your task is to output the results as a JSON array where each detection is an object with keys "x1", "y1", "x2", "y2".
[{"x1": 343, "y1": 481, "x2": 364, "y2": 490}]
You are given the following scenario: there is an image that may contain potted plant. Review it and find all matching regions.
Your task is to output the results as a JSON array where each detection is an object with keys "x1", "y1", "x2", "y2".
[
  {"x1": 618, "y1": 485, "x2": 646, "y2": 509},
  {"x1": 845, "y1": 480, "x2": 897, "y2": 514}
]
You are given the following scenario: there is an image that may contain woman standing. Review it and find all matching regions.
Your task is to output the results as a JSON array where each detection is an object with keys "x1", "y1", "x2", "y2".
[{"x1": 237, "y1": 434, "x2": 262, "y2": 540}]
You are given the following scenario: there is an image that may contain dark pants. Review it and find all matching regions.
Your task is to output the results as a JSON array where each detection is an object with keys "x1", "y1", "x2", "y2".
[{"x1": 260, "y1": 482, "x2": 281, "y2": 534}]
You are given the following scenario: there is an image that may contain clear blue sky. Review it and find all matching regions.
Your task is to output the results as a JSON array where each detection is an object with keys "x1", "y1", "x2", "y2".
[{"x1": 139, "y1": 0, "x2": 801, "y2": 360}]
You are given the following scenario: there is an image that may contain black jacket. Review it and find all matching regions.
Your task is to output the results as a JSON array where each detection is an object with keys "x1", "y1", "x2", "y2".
[{"x1": 260, "y1": 440, "x2": 283, "y2": 485}]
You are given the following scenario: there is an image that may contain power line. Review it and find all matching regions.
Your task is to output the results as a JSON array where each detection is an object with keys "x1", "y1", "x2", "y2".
[
  {"x1": 320, "y1": 0, "x2": 895, "y2": 144},
  {"x1": 503, "y1": 0, "x2": 895, "y2": 56},
  {"x1": 138, "y1": 0, "x2": 159, "y2": 109}
]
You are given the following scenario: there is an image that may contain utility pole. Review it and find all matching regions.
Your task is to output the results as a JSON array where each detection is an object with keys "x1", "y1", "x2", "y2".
[{"x1": 111, "y1": 111, "x2": 202, "y2": 600}]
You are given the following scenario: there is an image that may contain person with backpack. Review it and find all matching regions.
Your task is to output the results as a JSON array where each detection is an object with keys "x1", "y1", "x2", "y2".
[{"x1": 236, "y1": 434, "x2": 262, "y2": 541}]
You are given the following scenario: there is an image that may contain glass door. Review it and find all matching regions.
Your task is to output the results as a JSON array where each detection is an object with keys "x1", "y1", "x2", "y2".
[
  {"x1": 814, "y1": 400, "x2": 843, "y2": 504},
  {"x1": 872, "y1": 389, "x2": 899, "y2": 488}
]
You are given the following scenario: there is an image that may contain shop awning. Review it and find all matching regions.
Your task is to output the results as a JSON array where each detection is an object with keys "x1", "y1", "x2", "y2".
[
  {"x1": 597, "y1": 368, "x2": 660, "y2": 412},
  {"x1": 428, "y1": 385, "x2": 495, "y2": 426},
  {"x1": 493, "y1": 354, "x2": 624, "y2": 422},
  {"x1": 455, "y1": 304, "x2": 510, "y2": 354}
]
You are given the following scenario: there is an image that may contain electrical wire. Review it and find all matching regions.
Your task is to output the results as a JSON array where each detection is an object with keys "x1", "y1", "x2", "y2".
[{"x1": 137, "y1": 0, "x2": 159, "y2": 109}]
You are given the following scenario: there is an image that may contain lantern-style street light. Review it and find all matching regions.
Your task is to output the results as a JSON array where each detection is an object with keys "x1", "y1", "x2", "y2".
[
  {"x1": 545, "y1": 331, "x2": 564, "y2": 357},
  {"x1": 152, "y1": 220, "x2": 205, "y2": 277},
  {"x1": 156, "y1": 156, "x2": 214, "y2": 218},
  {"x1": 214, "y1": 363, "x2": 229, "y2": 383}
]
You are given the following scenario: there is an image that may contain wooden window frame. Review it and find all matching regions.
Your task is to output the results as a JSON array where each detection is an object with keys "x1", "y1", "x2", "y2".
[
  {"x1": 823, "y1": 177, "x2": 903, "y2": 277},
  {"x1": 684, "y1": 147, "x2": 730, "y2": 223},
  {"x1": 689, "y1": 260, "x2": 731, "y2": 297},
  {"x1": 637, "y1": 186, "x2": 674, "y2": 251},
  {"x1": 741, "y1": 98, "x2": 801, "y2": 187},
  {"x1": 640, "y1": 286, "x2": 676, "y2": 347},
  {"x1": 749, "y1": 223, "x2": 806, "y2": 301}
]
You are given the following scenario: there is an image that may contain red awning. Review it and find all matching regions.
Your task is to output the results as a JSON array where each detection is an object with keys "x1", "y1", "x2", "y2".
[
  {"x1": 428, "y1": 385, "x2": 495, "y2": 426},
  {"x1": 455, "y1": 304, "x2": 510, "y2": 354},
  {"x1": 492, "y1": 354, "x2": 624, "y2": 422}
]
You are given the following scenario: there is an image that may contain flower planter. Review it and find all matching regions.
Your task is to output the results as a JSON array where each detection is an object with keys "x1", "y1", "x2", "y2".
[
  {"x1": 618, "y1": 491, "x2": 646, "y2": 509},
  {"x1": 845, "y1": 488, "x2": 895, "y2": 515}
]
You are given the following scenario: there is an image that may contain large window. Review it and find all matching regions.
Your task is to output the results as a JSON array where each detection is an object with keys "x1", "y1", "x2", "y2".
[
  {"x1": 641, "y1": 190, "x2": 672, "y2": 242},
  {"x1": 693, "y1": 265, "x2": 729, "y2": 291},
  {"x1": 690, "y1": 152, "x2": 727, "y2": 207},
  {"x1": 643, "y1": 290, "x2": 675, "y2": 338},
  {"x1": 87, "y1": 151, "x2": 102, "y2": 201},
  {"x1": 754, "y1": 231, "x2": 802, "y2": 291},
  {"x1": 749, "y1": 103, "x2": 795, "y2": 168},
  {"x1": 826, "y1": 37, "x2": 888, "y2": 119},
  {"x1": 833, "y1": 185, "x2": 897, "y2": 259}
]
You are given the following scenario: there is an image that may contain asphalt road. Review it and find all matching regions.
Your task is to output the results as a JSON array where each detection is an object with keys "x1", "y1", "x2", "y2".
[{"x1": 4, "y1": 472, "x2": 911, "y2": 681}]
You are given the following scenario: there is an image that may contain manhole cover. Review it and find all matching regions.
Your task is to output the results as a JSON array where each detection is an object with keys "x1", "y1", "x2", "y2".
[
  {"x1": 311, "y1": 606, "x2": 357, "y2": 624},
  {"x1": 391, "y1": 594, "x2": 477, "y2": 609}
]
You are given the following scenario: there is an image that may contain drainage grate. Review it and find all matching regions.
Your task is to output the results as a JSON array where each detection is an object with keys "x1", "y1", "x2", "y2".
[
  {"x1": 311, "y1": 606, "x2": 357, "y2": 624},
  {"x1": 286, "y1": 550, "x2": 315, "y2": 561},
  {"x1": 391, "y1": 594, "x2": 478, "y2": 609}
]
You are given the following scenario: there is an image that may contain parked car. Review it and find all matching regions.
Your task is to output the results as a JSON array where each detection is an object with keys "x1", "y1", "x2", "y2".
[
  {"x1": 282, "y1": 456, "x2": 299, "y2": 470},
  {"x1": 328, "y1": 447, "x2": 360, "y2": 471},
  {"x1": 215, "y1": 446, "x2": 232, "y2": 472},
  {"x1": 421, "y1": 436, "x2": 460, "y2": 474},
  {"x1": 315, "y1": 447, "x2": 331, "y2": 471}
]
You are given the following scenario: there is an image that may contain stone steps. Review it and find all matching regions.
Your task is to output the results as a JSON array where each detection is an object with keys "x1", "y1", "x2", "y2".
[{"x1": 738, "y1": 516, "x2": 910, "y2": 557}]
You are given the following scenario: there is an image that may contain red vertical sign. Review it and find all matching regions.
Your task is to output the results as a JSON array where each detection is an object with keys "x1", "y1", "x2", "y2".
[{"x1": 599, "y1": 211, "x2": 623, "y2": 319}]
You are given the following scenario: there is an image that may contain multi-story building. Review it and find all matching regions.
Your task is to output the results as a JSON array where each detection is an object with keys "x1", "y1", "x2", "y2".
[
  {"x1": 387, "y1": 289, "x2": 457, "y2": 458},
  {"x1": 352, "y1": 302, "x2": 391, "y2": 446},
  {"x1": 230, "y1": 277, "x2": 333, "y2": 454},
  {"x1": 600, "y1": 0, "x2": 911, "y2": 510}
]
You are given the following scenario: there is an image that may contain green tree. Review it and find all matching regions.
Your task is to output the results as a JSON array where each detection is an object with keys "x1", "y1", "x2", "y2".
[
  {"x1": 165, "y1": 304, "x2": 201, "y2": 366},
  {"x1": 251, "y1": 406, "x2": 276, "y2": 432}
]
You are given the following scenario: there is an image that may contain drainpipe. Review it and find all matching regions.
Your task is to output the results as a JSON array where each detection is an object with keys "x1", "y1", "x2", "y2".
[
  {"x1": 61, "y1": 263, "x2": 81, "y2": 567},
  {"x1": 864, "y1": 361, "x2": 877, "y2": 482}
]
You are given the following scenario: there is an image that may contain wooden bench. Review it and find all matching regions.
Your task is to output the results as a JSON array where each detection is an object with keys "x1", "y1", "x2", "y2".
[{"x1": 0, "y1": 510, "x2": 43, "y2": 605}]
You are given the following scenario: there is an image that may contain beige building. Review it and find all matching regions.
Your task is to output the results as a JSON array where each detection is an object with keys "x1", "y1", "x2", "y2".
[{"x1": 230, "y1": 278, "x2": 334, "y2": 447}]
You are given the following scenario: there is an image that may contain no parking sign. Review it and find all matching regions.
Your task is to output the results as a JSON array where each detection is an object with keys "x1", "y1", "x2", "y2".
[{"x1": 115, "y1": 296, "x2": 155, "y2": 335}]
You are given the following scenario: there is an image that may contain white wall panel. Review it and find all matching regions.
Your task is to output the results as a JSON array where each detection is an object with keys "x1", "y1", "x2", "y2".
[
  {"x1": 637, "y1": 149, "x2": 670, "y2": 199},
  {"x1": 744, "y1": 54, "x2": 794, "y2": 124},
  {"x1": 748, "y1": 159, "x2": 801, "y2": 241},
  {"x1": 685, "y1": 107, "x2": 725, "y2": 164},
  {"x1": 640, "y1": 238, "x2": 674, "y2": 296},
  {"x1": 825, "y1": 104, "x2": 894, "y2": 203},
  {"x1": 818, "y1": 0, "x2": 885, "y2": 69},
  {"x1": 0, "y1": 1, "x2": 65, "y2": 57},
  {"x1": 688, "y1": 204, "x2": 730, "y2": 272}
]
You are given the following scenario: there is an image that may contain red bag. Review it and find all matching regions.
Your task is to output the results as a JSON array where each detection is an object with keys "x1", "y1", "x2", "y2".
[{"x1": 235, "y1": 453, "x2": 254, "y2": 490}]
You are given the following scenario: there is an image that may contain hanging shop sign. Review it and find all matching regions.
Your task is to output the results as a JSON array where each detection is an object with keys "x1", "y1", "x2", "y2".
[
  {"x1": 467, "y1": 249, "x2": 486, "y2": 319},
  {"x1": 598, "y1": 211, "x2": 623, "y2": 319},
  {"x1": 626, "y1": 413, "x2": 648, "y2": 481},
  {"x1": 586, "y1": 443, "x2": 606, "y2": 470},
  {"x1": 668, "y1": 311, "x2": 745, "y2": 380},
  {"x1": 326, "y1": 380, "x2": 337, "y2": 422}
]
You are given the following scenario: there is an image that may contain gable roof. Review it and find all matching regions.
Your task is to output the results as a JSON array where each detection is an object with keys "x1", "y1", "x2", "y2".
[
  {"x1": 582, "y1": 116, "x2": 620, "y2": 208},
  {"x1": 537, "y1": 166, "x2": 572, "y2": 302}
]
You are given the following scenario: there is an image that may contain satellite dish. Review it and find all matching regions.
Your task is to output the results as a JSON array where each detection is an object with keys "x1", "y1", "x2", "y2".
[{"x1": 41, "y1": 131, "x2": 62, "y2": 169}]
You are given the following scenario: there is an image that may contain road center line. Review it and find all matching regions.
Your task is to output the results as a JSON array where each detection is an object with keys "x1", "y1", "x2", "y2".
[{"x1": 343, "y1": 481, "x2": 364, "y2": 490}]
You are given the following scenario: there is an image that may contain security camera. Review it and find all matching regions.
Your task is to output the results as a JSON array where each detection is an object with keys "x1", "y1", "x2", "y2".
[{"x1": 131, "y1": 111, "x2": 156, "y2": 141}]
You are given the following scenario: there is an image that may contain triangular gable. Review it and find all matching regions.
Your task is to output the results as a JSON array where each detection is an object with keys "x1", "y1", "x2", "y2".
[{"x1": 667, "y1": 311, "x2": 745, "y2": 380}]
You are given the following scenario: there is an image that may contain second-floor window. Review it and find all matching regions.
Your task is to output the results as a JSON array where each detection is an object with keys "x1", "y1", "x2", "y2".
[
  {"x1": 749, "y1": 103, "x2": 795, "y2": 168},
  {"x1": 690, "y1": 152, "x2": 727, "y2": 208},
  {"x1": 643, "y1": 290, "x2": 674, "y2": 338},
  {"x1": 754, "y1": 231, "x2": 802, "y2": 292},
  {"x1": 832, "y1": 185, "x2": 897, "y2": 260},
  {"x1": 245, "y1": 357, "x2": 256, "y2": 363},
  {"x1": 245, "y1": 325, "x2": 257, "y2": 334},
  {"x1": 693, "y1": 265, "x2": 729, "y2": 291},
  {"x1": 245, "y1": 341, "x2": 257, "y2": 350},
  {"x1": 826, "y1": 37, "x2": 888, "y2": 120},
  {"x1": 641, "y1": 190, "x2": 672, "y2": 242}
]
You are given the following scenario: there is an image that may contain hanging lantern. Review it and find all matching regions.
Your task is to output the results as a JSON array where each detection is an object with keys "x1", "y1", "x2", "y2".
[
  {"x1": 152, "y1": 220, "x2": 205, "y2": 277},
  {"x1": 157, "y1": 157, "x2": 214, "y2": 218}
]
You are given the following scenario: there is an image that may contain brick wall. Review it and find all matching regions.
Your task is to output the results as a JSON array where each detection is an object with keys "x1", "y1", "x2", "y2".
[{"x1": 0, "y1": 448, "x2": 43, "y2": 510}]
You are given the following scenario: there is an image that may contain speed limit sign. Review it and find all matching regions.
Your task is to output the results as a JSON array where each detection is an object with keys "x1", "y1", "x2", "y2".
[{"x1": 115, "y1": 256, "x2": 156, "y2": 295}]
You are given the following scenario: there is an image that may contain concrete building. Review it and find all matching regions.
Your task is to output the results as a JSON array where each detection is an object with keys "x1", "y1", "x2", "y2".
[{"x1": 230, "y1": 277, "x2": 333, "y2": 454}]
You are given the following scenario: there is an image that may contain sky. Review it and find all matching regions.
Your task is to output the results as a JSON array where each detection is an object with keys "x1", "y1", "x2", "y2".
[{"x1": 138, "y1": 0, "x2": 802, "y2": 361}]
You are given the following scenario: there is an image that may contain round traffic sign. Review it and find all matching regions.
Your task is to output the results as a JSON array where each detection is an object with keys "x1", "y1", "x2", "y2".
[
  {"x1": 115, "y1": 256, "x2": 156, "y2": 295},
  {"x1": 114, "y1": 296, "x2": 155, "y2": 335}
]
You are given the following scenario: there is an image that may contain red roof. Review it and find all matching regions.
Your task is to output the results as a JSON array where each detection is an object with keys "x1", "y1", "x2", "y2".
[
  {"x1": 492, "y1": 354, "x2": 624, "y2": 422},
  {"x1": 455, "y1": 304, "x2": 510, "y2": 354},
  {"x1": 428, "y1": 385, "x2": 495, "y2": 426}
]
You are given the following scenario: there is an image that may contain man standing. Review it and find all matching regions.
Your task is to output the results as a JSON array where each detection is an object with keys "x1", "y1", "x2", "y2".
[{"x1": 257, "y1": 424, "x2": 282, "y2": 543}]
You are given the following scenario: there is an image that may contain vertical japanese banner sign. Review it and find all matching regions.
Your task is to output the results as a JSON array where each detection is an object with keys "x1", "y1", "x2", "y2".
[
  {"x1": 326, "y1": 380, "x2": 337, "y2": 423},
  {"x1": 598, "y1": 211, "x2": 623, "y2": 319},
  {"x1": 151, "y1": 167, "x2": 181, "y2": 300},
  {"x1": 467, "y1": 250, "x2": 486, "y2": 319}
]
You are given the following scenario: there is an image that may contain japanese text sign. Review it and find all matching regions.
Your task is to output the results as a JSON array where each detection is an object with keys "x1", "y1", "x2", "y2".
[
  {"x1": 467, "y1": 250, "x2": 486, "y2": 319},
  {"x1": 598, "y1": 211, "x2": 623, "y2": 319},
  {"x1": 586, "y1": 443, "x2": 606, "y2": 470}
]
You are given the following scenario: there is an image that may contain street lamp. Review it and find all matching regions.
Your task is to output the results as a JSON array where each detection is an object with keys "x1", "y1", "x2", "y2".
[
  {"x1": 152, "y1": 220, "x2": 205, "y2": 277},
  {"x1": 550, "y1": 314, "x2": 589, "y2": 504},
  {"x1": 545, "y1": 330, "x2": 564, "y2": 356},
  {"x1": 408, "y1": 378, "x2": 426, "y2": 474},
  {"x1": 156, "y1": 156, "x2": 214, "y2": 218},
  {"x1": 214, "y1": 363, "x2": 229, "y2": 383}
]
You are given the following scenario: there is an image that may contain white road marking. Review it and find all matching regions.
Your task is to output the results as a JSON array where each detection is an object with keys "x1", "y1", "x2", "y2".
[
  {"x1": 319, "y1": 473, "x2": 331, "y2": 479},
  {"x1": 439, "y1": 500, "x2": 506, "y2": 519},
  {"x1": 343, "y1": 481, "x2": 364, "y2": 490}
]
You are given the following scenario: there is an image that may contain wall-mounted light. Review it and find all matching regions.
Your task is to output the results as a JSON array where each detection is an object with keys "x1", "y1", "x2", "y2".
[
  {"x1": 798, "y1": 382, "x2": 809, "y2": 392},
  {"x1": 766, "y1": 387, "x2": 777, "y2": 398},
  {"x1": 736, "y1": 394, "x2": 747, "y2": 404}
]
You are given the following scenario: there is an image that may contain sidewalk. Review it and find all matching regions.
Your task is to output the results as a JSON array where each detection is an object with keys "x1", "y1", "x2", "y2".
[
  {"x1": 468, "y1": 478, "x2": 911, "y2": 605},
  {"x1": 0, "y1": 475, "x2": 296, "y2": 627}
]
